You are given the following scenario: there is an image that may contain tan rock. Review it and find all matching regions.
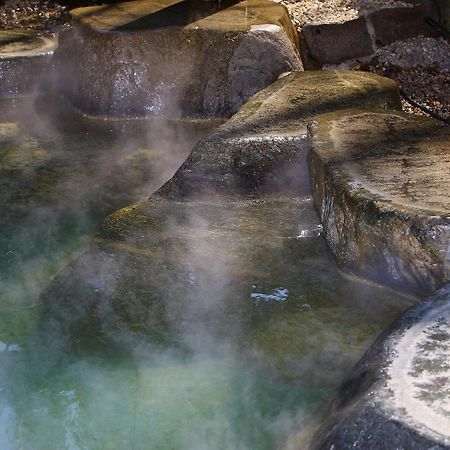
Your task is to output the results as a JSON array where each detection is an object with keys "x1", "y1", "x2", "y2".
[
  {"x1": 160, "y1": 70, "x2": 401, "y2": 197},
  {"x1": 309, "y1": 108, "x2": 450, "y2": 294}
]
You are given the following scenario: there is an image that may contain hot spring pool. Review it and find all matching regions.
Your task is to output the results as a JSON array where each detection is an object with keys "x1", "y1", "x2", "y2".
[{"x1": 0, "y1": 94, "x2": 416, "y2": 449}]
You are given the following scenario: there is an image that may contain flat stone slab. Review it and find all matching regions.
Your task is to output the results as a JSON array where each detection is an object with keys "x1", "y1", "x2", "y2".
[
  {"x1": 58, "y1": 0, "x2": 301, "y2": 118},
  {"x1": 310, "y1": 283, "x2": 450, "y2": 449},
  {"x1": 158, "y1": 70, "x2": 401, "y2": 197},
  {"x1": 0, "y1": 30, "x2": 57, "y2": 97},
  {"x1": 309, "y1": 109, "x2": 450, "y2": 295}
]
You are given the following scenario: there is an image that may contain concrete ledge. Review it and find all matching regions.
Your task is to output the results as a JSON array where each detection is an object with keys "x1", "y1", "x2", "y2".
[
  {"x1": 309, "y1": 108, "x2": 450, "y2": 295},
  {"x1": 310, "y1": 283, "x2": 450, "y2": 449}
]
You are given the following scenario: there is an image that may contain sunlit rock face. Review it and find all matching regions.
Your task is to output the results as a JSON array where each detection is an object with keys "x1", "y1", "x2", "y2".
[
  {"x1": 0, "y1": 30, "x2": 57, "y2": 97},
  {"x1": 310, "y1": 284, "x2": 450, "y2": 449},
  {"x1": 309, "y1": 109, "x2": 450, "y2": 295},
  {"x1": 57, "y1": 0, "x2": 302, "y2": 118}
]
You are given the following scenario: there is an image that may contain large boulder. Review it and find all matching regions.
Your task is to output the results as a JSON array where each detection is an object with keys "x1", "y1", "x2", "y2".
[
  {"x1": 57, "y1": 0, "x2": 302, "y2": 118},
  {"x1": 309, "y1": 108, "x2": 450, "y2": 295},
  {"x1": 310, "y1": 283, "x2": 450, "y2": 449},
  {"x1": 159, "y1": 70, "x2": 401, "y2": 198}
]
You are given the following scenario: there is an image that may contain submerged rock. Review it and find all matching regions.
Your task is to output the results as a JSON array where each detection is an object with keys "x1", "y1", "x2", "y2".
[
  {"x1": 38, "y1": 195, "x2": 414, "y2": 387},
  {"x1": 0, "y1": 30, "x2": 57, "y2": 97},
  {"x1": 58, "y1": 0, "x2": 301, "y2": 118},
  {"x1": 159, "y1": 70, "x2": 401, "y2": 197},
  {"x1": 309, "y1": 108, "x2": 450, "y2": 295},
  {"x1": 310, "y1": 283, "x2": 450, "y2": 449}
]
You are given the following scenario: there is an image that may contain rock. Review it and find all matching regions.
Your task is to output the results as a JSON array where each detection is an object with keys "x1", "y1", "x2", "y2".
[
  {"x1": 0, "y1": 30, "x2": 57, "y2": 97},
  {"x1": 301, "y1": 5, "x2": 437, "y2": 66},
  {"x1": 309, "y1": 108, "x2": 450, "y2": 295},
  {"x1": 302, "y1": 18, "x2": 373, "y2": 66},
  {"x1": 57, "y1": 0, "x2": 302, "y2": 118},
  {"x1": 368, "y1": 5, "x2": 438, "y2": 47},
  {"x1": 37, "y1": 194, "x2": 414, "y2": 379},
  {"x1": 310, "y1": 283, "x2": 450, "y2": 449},
  {"x1": 159, "y1": 70, "x2": 401, "y2": 198},
  {"x1": 36, "y1": 196, "x2": 322, "y2": 354}
]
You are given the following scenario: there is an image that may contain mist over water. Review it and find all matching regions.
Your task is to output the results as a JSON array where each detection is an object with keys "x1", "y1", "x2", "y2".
[{"x1": 0, "y1": 91, "x2": 417, "y2": 450}]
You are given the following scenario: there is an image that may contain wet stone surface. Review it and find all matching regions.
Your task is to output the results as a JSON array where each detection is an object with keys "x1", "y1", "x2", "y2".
[
  {"x1": 0, "y1": 30, "x2": 57, "y2": 97},
  {"x1": 40, "y1": 194, "x2": 416, "y2": 387},
  {"x1": 0, "y1": 93, "x2": 216, "y2": 346},
  {"x1": 159, "y1": 70, "x2": 401, "y2": 198}
]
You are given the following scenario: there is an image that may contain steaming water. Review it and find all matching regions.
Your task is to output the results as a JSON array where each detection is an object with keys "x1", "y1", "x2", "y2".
[{"x1": 0, "y1": 95, "x2": 416, "y2": 449}]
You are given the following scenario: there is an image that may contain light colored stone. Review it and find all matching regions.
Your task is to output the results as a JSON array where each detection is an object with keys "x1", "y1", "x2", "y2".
[
  {"x1": 302, "y1": 18, "x2": 372, "y2": 65},
  {"x1": 309, "y1": 108, "x2": 450, "y2": 295},
  {"x1": 58, "y1": 0, "x2": 301, "y2": 118},
  {"x1": 310, "y1": 283, "x2": 450, "y2": 449}
]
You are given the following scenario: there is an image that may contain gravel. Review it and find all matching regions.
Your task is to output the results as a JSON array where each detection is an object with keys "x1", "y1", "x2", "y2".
[
  {"x1": 277, "y1": 0, "x2": 411, "y2": 27},
  {"x1": 0, "y1": 1, "x2": 67, "y2": 32},
  {"x1": 375, "y1": 37, "x2": 450, "y2": 71},
  {"x1": 278, "y1": 0, "x2": 449, "y2": 123},
  {"x1": 370, "y1": 45, "x2": 450, "y2": 122}
]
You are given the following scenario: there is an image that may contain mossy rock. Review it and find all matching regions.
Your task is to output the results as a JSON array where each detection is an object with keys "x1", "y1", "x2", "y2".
[{"x1": 158, "y1": 70, "x2": 401, "y2": 198}]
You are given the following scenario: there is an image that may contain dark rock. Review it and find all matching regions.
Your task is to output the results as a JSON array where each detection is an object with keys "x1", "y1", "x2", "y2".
[
  {"x1": 368, "y1": 5, "x2": 438, "y2": 47},
  {"x1": 0, "y1": 30, "x2": 57, "y2": 97}
]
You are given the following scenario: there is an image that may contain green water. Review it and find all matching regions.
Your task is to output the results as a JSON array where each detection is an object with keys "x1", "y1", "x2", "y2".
[{"x1": 0, "y1": 95, "x2": 416, "y2": 449}]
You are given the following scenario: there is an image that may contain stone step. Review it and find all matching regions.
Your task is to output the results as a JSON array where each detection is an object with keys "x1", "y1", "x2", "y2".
[{"x1": 309, "y1": 108, "x2": 450, "y2": 295}]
